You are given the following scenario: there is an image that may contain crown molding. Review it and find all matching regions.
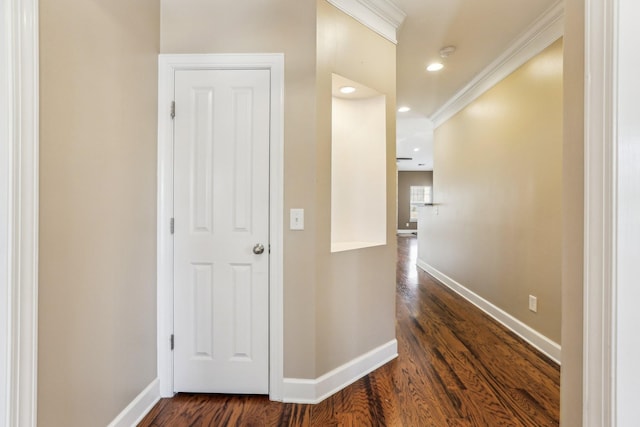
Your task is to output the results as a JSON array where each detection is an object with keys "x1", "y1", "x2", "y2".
[
  {"x1": 326, "y1": 0, "x2": 407, "y2": 44},
  {"x1": 430, "y1": 0, "x2": 564, "y2": 128}
]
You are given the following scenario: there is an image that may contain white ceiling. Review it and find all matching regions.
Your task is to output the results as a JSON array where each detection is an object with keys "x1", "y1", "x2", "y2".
[
  {"x1": 396, "y1": 115, "x2": 434, "y2": 171},
  {"x1": 394, "y1": 0, "x2": 560, "y2": 171}
]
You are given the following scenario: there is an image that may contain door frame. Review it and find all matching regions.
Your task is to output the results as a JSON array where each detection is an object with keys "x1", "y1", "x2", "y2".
[
  {"x1": 1, "y1": 0, "x2": 39, "y2": 425},
  {"x1": 156, "y1": 54, "x2": 285, "y2": 400},
  {"x1": 584, "y1": 0, "x2": 640, "y2": 424}
]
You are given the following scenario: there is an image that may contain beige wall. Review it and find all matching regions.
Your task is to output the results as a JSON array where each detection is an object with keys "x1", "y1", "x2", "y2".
[
  {"x1": 561, "y1": 0, "x2": 584, "y2": 423},
  {"x1": 398, "y1": 171, "x2": 433, "y2": 231},
  {"x1": 38, "y1": 1, "x2": 159, "y2": 426},
  {"x1": 161, "y1": 0, "x2": 318, "y2": 379},
  {"x1": 420, "y1": 39, "x2": 563, "y2": 343},
  {"x1": 315, "y1": 0, "x2": 397, "y2": 376}
]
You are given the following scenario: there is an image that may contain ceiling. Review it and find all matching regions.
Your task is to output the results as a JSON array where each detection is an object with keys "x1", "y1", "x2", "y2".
[{"x1": 393, "y1": 0, "x2": 560, "y2": 171}]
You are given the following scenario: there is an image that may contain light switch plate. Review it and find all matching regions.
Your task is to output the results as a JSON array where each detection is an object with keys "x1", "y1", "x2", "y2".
[{"x1": 290, "y1": 208, "x2": 304, "y2": 230}]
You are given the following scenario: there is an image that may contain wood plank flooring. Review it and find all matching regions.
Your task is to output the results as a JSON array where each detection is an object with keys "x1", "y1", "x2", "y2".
[{"x1": 139, "y1": 235, "x2": 559, "y2": 426}]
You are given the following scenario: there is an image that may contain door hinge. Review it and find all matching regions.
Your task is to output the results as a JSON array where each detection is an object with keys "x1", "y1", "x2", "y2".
[
  {"x1": 268, "y1": 244, "x2": 271, "y2": 254},
  {"x1": 170, "y1": 334, "x2": 174, "y2": 351},
  {"x1": 170, "y1": 101, "x2": 175, "y2": 119},
  {"x1": 170, "y1": 218, "x2": 174, "y2": 234}
]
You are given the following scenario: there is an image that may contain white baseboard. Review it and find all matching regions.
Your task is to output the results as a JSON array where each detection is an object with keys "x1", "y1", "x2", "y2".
[
  {"x1": 416, "y1": 259, "x2": 561, "y2": 364},
  {"x1": 283, "y1": 339, "x2": 398, "y2": 404},
  {"x1": 107, "y1": 378, "x2": 161, "y2": 427},
  {"x1": 396, "y1": 229, "x2": 416, "y2": 235}
]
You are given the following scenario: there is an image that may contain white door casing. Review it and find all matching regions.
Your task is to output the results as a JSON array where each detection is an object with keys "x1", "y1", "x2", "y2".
[
  {"x1": 157, "y1": 54, "x2": 284, "y2": 400},
  {"x1": 1, "y1": 0, "x2": 39, "y2": 425},
  {"x1": 584, "y1": 0, "x2": 640, "y2": 425},
  {"x1": 173, "y1": 69, "x2": 270, "y2": 393}
]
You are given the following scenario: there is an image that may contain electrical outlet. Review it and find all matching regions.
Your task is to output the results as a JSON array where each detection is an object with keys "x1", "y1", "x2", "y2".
[
  {"x1": 406, "y1": 222, "x2": 410, "y2": 227},
  {"x1": 528, "y1": 295, "x2": 538, "y2": 313}
]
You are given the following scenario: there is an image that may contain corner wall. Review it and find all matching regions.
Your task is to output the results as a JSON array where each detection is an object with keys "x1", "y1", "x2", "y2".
[
  {"x1": 38, "y1": 1, "x2": 160, "y2": 425},
  {"x1": 419, "y1": 39, "x2": 563, "y2": 345},
  {"x1": 315, "y1": 0, "x2": 397, "y2": 376}
]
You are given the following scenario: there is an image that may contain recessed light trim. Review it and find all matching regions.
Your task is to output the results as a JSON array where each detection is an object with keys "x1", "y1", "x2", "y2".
[
  {"x1": 340, "y1": 86, "x2": 356, "y2": 94},
  {"x1": 427, "y1": 62, "x2": 444, "y2": 72},
  {"x1": 439, "y1": 46, "x2": 457, "y2": 58},
  {"x1": 398, "y1": 106, "x2": 411, "y2": 113},
  {"x1": 413, "y1": 148, "x2": 420, "y2": 152}
]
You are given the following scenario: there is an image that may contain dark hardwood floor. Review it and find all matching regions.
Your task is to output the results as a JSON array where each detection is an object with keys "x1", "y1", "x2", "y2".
[{"x1": 139, "y1": 235, "x2": 560, "y2": 426}]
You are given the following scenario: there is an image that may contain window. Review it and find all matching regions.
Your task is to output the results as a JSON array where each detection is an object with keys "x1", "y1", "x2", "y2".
[{"x1": 409, "y1": 185, "x2": 431, "y2": 222}]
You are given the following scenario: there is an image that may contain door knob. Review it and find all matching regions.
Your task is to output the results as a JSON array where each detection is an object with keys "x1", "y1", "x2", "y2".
[{"x1": 253, "y1": 243, "x2": 265, "y2": 255}]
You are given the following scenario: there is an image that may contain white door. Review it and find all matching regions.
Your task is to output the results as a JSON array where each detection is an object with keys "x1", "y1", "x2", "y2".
[{"x1": 173, "y1": 69, "x2": 270, "y2": 394}]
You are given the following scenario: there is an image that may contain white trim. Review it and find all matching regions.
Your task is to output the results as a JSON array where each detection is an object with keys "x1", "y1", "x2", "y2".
[
  {"x1": 326, "y1": 0, "x2": 406, "y2": 44},
  {"x1": 281, "y1": 378, "x2": 317, "y2": 404},
  {"x1": 156, "y1": 53, "x2": 285, "y2": 401},
  {"x1": 417, "y1": 260, "x2": 561, "y2": 364},
  {"x1": 156, "y1": 54, "x2": 174, "y2": 399},
  {"x1": 611, "y1": 2, "x2": 640, "y2": 424},
  {"x1": 430, "y1": 0, "x2": 564, "y2": 128},
  {"x1": 107, "y1": 379, "x2": 161, "y2": 427},
  {"x1": 1, "y1": 0, "x2": 39, "y2": 426},
  {"x1": 1, "y1": 2, "x2": 11, "y2": 422},
  {"x1": 282, "y1": 339, "x2": 398, "y2": 404},
  {"x1": 396, "y1": 229, "x2": 416, "y2": 235},
  {"x1": 583, "y1": 0, "x2": 617, "y2": 425}
]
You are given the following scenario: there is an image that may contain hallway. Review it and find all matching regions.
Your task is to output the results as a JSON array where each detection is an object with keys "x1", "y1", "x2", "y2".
[{"x1": 139, "y1": 235, "x2": 559, "y2": 426}]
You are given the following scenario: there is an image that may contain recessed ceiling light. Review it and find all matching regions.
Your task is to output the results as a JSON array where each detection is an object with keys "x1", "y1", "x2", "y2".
[
  {"x1": 398, "y1": 106, "x2": 411, "y2": 113},
  {"x1": 413, "y1": 148, "x2": 421, "y2": 152},
  {"x1": 427, "y1": 63, "x2": 444, "y2": 72},
  {"x1": 340, "y1": 86, "x2": 356, "y2": 94}
]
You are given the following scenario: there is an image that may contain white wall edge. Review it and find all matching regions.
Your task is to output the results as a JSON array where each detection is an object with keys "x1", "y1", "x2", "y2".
[
  {"x1": 1, "y1": 0, "x2": 39, "y2": 426},
  {"x1": 417, "y1": 260, "x2": 561, "y2": 364},
  {"x1": 326, "y1": 0, "x2": 406, "y2": 44},
  {"x1": 430, "y1": 0, "x2": 564, "y2": 128},
  {"x1": 283, "y1": 339, "x2": 397, "y2": 404},
  {"x1": 107, "y1": 379, "x2": 161, "y2": 427},
  {"x1": 156, "y1": 53, "x2": 285, "y2": 400}
]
